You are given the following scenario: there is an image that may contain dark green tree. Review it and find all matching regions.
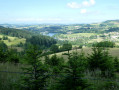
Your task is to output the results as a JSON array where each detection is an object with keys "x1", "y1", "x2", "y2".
[
  {"x1": 100, "y1": 81, "x2": 119, "y2": 90},
  {"x1": 45, "y1": 54, "x2": 65, "y2": 89},
  {"x1": 93, "y1": 41, "x2": 115, "y2": 48},
  {"x1": 56, "y1": 52, "x2": 89, "y2": 90},
  {"x1": 114, "y1": 57, "x2": 119, "y2": 72},
  {"x1": 2, "y1": 36, "x2": 8, "y2": 40},
  {"x1": 62, "y1": 43, "x2": 72, "y2": 54},
  {"x1": 0, "y1": 41, "x2": 8, "y2": 52},
  {"x1": 87, "y1": 47, "x2": 115, "y2": 77},
  {"x1": 19, "y1": 45, "x2": 48, "y2": 90},
  {"x1": 0, "y1": 41, "x2": 8, "y2": 62},
  {"x1": 50, "y1": 44, "x2": 59, "y2": 53},
  {"x1": 26, "y1": 35, "x2": 57, "y2": 48},
  {"x1": 7, "y1": 49, "x2": 20, "y2": 63},
  {"x1": 45, "y1": 54, "x2": 64, "y2": 74}
]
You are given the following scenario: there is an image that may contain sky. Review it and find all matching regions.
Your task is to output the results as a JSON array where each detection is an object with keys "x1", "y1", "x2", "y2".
[{"x1": 0, "y1": 0, "x2": 119, "y2": 24}]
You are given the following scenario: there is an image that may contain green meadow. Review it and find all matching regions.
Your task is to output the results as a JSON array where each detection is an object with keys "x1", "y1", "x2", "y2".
[{"x1": 0, "y1": 34, "x2": 26, "y2": 46}]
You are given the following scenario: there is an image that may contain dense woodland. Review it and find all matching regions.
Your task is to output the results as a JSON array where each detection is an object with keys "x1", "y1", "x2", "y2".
[{"x1": 0, "y1": 26, "x2": 32, "y2": 38}]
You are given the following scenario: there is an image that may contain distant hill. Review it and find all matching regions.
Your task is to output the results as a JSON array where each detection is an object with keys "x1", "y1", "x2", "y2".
[
  {"x1": 100, "y1": 20, "x2": 119, "y2": 27},
  {"x1": 0, "y1": 26, "x2": 57, "y2": 49},
  {"x1": 1, "y1": 19, "x2": 119, "y2": 34},
  {"x1": 0, "y1": 26, "x2": 32, "y2": 38},
  {"x1": 103, "y1": 20, "x2": 119, "y2": 23},
  {"x1": 0, "y1": 26, "x2": 4, "y2": 28}
]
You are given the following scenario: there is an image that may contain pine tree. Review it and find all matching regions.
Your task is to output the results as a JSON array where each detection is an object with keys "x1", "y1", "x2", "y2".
[
  {"x1": 62, "y1": 43, "x2": 72, "y2": 54},
  {"x1": 87, "y1": 47, "x2": 115, "y2": 77},
  {"x1": 50, "y1": 44, "x2": 59, "y2": 53},
  {"x1": 114, "y1": 57, "x2": 119, "y2": 72},
  {"x1": 45, "y1": 54, "x2": 65, "y2": 89},
  {"x1": 0, "y1": 41, "x2": 8, "y2": 63},
  {"x1": 19, "y1": 45, "x2": 48, "y2": 90},
  {"x1": 56, "y1": 52, "x2": 89, "y2": 90}
]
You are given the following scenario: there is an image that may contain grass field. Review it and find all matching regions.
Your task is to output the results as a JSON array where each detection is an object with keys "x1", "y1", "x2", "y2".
[
  {"x1": 88, "y1": 38, "x2": 103, "y2": 43},
  {"x1": 52, "y1": 47, "x2": 119, "y2": 61},
  {"x1": 0, "y1": 34, "x2": 26, "y2": 46},
  {"x1": 0, "y1": 63, "x2": 24, "y2": 89},
  {"x1": 59, "y1": 33, "x2": 97, "y2": 38}
]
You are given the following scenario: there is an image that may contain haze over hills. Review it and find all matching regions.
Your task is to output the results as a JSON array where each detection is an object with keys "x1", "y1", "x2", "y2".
[{"x1": 1, "y1": 20, "x2": 119, "y2": 34}]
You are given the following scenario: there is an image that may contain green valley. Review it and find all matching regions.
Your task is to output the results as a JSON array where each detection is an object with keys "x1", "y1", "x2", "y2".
[{"x1": 1, "y1": 20, "x2": 119, "y2": 90}]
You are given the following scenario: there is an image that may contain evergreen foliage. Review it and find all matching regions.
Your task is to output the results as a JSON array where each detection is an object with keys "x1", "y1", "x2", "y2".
[
  {"x1": 18, "y1": 45, "x2": 48, "y2": 90},
  {"x1": 0, "y1": 41, "x2": 8, "y2": 62},
  {"x1": 0, "y1": 27, "x2": 32, "y2": 38},
  {"x1": 114, "y1": 57, "x2": 119, "y2": 72},
  {"x1": 7, "y1": 49, "x2": 20, "y2": 63},
  {"x1": 93, "y1": 41, "x2": 115, "y2": 48},
  {"x1": 26, "y1": 35, "x2": 57, "y2": 48},
  {"x1": 2, "y1": 36, "x2": 8, "y2": 40},
  {"x1": 87, "y1": 47, "x2": 115, "y2": 77},
  {"x1": 61, "y1": 43, "x2": 72, "y2": 54},
  {"x1": 50, "y1": 44, "x2": 59, "y2": 53},
  {"x1": 56, "y1": 52, "x2": 89, "y2": 90}
]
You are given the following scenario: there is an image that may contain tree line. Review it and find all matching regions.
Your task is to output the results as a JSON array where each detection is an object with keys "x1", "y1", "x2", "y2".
[
  {"x1": 0, "y1": 27, "x2": 32, "y2": 38},
  {"x1": 93, "y1": 41, "x2": 115, "y2": 48},
  {"x1": 0, "y1": 44, "x2": 119, "y2": 89}
]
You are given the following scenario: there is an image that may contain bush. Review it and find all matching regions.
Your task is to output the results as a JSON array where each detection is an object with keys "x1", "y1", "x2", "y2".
[{"x1": 2, "y1": 36, "x2": 8, "y2": 40}]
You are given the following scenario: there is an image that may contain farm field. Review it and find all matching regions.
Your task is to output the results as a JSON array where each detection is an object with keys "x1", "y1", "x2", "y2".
[{"x1": 58, "y1": 33, "x2": 97, "y2": 37}]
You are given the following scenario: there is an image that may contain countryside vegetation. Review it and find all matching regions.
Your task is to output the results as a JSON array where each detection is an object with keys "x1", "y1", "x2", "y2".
[{"x1": 1, "y1": 20, "x2": 119, "y2": 89}]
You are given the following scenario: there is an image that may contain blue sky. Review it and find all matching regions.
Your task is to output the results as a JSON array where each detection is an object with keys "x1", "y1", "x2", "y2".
[{"x1": 0, "y1": 0, "x2": 119, "y2": 24}]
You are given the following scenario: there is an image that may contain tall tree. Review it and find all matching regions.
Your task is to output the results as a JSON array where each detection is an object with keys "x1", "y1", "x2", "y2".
[
  {"x1": 87, "y1": 47, "x2": 115, "y2": 77},
  {"x1": 50, "y1": 44, "x2": 59, "y2": 53},
  {"x1": 56, "y1": 52, "x2": 89, "y2": 90},
  {"x1": 45, "y1": 54, "x2": 65, "y2": 89},
  {"x1": 62, "y1": 43, "x2": 72, "y2": 54},
  {"x1": 0, "y1": 41, "x2": 8, "y2": 63},
  {"x1": 19, "y1": 45, "x2": 48, "y2": 90}
]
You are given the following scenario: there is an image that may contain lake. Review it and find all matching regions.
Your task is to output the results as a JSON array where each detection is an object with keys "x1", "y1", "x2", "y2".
[{"x1": 46, "y1": 33, "x2": 57, "y2": 37}]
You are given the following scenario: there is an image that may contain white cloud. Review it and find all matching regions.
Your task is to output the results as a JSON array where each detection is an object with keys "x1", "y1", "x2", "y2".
[
  {"x1": 80, "y1": 9, "x2": 87, "y2": 14},
  {"x1": 90, "y1": 0, "x2": 95, "y2": 5},
  {"x1": 82, "y1": 1, "x2": 90, "y2": 6},
  {"x1": 67, "y1": 0, "x2": 96, "y2": 9},
  {"x1": 67, "y1": 2, "x2": 81, "y2": 8}
]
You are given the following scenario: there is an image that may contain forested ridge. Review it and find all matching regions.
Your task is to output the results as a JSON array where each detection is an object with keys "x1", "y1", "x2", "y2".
[
  {"x1": 0, "y1": 26, "x2": 57, "y2": 49},
  {"x1": 0, "y1": 26, "x2": 32, "y2": 38}
]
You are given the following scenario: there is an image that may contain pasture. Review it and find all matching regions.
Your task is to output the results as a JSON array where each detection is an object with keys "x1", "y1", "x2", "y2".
[
  {"x1": 0, "y1": 34, "x2": 26, "y2": 46},
  {"x1": 52, "y1": 47, "x2": 119, "y2": 60},
  {"x1": 59, "y1": 33, "x2": 97, "y2": 38}
]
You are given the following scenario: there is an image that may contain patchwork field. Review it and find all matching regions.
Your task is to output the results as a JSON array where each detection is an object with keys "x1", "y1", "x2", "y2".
[{"x1": 58, "y1": 33, "x2": 97, "y2": 38}]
